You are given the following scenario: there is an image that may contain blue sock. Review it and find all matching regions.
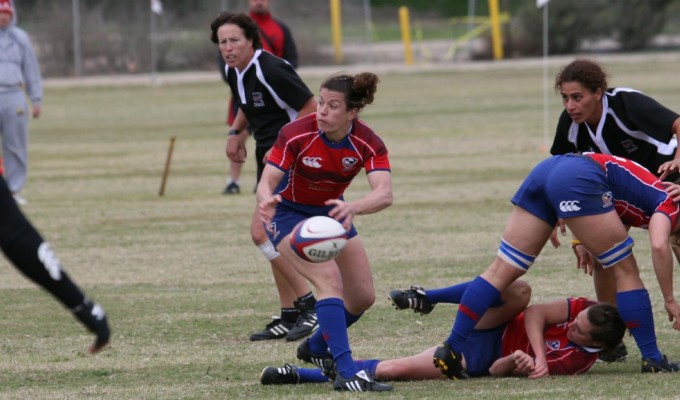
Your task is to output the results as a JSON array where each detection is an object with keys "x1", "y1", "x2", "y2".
[
  {"x1": 355, "y1": 359, "x2": 380, "y2": 379},
  {"x1": 445, "y1": 276, "x2": 500, "y2": 352},
  {"x1": 297, "y1": 367, "x2": 330, "y2": 383},
  {"x1": 315, "y1": 298, "x2": 358, "y2": 379},
  {"x1": 306, "y1": 307, "x2": 362, "y2": 354},
  {"x1": 426, "y1": 281, "x2": 470, "y2": 304},
  {"x1": 616, "y1": 289, "x2": 662, "y2": 361}
]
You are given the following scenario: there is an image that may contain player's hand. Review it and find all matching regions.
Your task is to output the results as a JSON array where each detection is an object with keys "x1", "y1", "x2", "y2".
[
  {"x1": 658, "y1": 160, "x2": 680, "y2": 181},
  {"x1": 325, "y1": 199, "x2": 355, "y2": 230},
  {"x1": 528, "y1": 356, "x2": 549, "y2": 379},
  {"x1": 550, "y1": 221, "x2": 566, "y2": 248},
  {"x1": 573, "y1": 244, "x2": 594, "y2": 275},
  {"x1": 663, "y1": 299, "x2": 680, "y2": 331},
  {"x1": 258, "y1": 194, "x2": 281, "y2": 230},
  {"x1": 512, "y1": 350, "x2": 534, "y2": 374},
  {"x1": 32, "y1": 104, "x2": 41, "y2": 119},
  {"x1": 226, "y1": 135, "x2": 247, "y2": 163},
  {"x1": 662, "y1": 181, "x2": 680, "y2": 203}
]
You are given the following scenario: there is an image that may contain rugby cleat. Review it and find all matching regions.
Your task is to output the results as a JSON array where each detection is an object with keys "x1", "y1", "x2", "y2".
[
  {"x1": 285, "y1": 300, "x2": 319, "y2": 341},
  {"x1": 259, "y1": 364, "x2": 300, "y2": 385},
  {"x1": 296, "y1": 338, "x2": 333, "y2": 371},
  {"x1": 333, "y1": 370, "x2": 393, "y2": 392},
  {"x1": 433, "y1": 342, "x2": 468, "y2": 380},
  {"x1": 249, "y1": 316, "x2": 294, "y2": 341},
  {"x1": 388, "y1": 285, "x2": 434, "y2": 315},
  {"x1": 641, "y1": 355, "x2": 680, "y2": 373},
  {"x1": 73, "y1": 299, "x2": 110, "y2": 354}
]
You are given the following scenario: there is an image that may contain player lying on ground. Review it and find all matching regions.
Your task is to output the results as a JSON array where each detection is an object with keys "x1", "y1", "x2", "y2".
[
  {"x1": 427, "y1": 153, "x2": 680, "y2": 380},
  {"x1": 259, "y1": 279, "x2": 626, "y2": 384}
]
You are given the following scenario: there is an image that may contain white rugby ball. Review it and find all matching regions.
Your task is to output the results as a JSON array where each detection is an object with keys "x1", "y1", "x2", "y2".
[{"x1": 290, "y1": 216, "x2": 348, "y2": 263}]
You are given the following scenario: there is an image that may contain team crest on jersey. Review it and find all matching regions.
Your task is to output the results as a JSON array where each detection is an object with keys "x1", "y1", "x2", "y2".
[
  {"x1": 252, "y1": 92, "x2": 265, "y2": 107},
  {"x1": 601, "y1": 191, "x2": 613, "y2": 208},
  {"x1": 342, "y1": 157, "x2": 358, "y2": 170},
  {"x1": 269, "y1": 222, "x2": 280, "y2": 240},
  {"x1": 620, "y1": 139, "x2": 638, "y2": 153},
  {"x1": 546, "y1": 340, "x2": 560, "y2": 350}
]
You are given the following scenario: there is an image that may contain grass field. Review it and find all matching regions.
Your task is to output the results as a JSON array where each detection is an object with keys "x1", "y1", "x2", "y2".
[{"x1": 2, "y1": 54, "x2": 680, "y2": 399}]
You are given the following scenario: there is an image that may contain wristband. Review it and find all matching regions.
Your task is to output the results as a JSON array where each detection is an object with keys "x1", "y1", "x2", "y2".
[
  {"x1": 571, "y1": 239, "x2": 582, "y2": 248},
  {"x1": 228, "y1": 128, "x2": 240, "y2": 136}
]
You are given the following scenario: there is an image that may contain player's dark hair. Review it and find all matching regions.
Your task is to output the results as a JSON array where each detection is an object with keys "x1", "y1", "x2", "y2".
[
  {"x1": 210, "y1": 12, "x2": 263, "y2": 50},
  {"x1": 554, "y1": 58, "x2": 608, "y2": 94},
  {"x1": 587, "y1": 303, "x2": 626, "y2": 352},
  {"x1": 321, "y1": 72, "x2": 380, "y2": 112}
]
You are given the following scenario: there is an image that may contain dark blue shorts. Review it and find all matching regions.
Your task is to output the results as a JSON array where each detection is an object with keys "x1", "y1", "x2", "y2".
[
  {"x1": 265, "y1": 200, "x2": 358, "y2": 249},
  {"x1": 461, "y1": 325, "x2": 505, "y2": 377},
  {"x1": 511, "y1": 155, "x2": 614, "y2": 227}
]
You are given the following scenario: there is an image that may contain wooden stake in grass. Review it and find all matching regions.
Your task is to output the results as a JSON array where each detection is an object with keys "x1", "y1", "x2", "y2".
[{"x1": 159, "y1": 136, "x2": 176, "y2": 196}]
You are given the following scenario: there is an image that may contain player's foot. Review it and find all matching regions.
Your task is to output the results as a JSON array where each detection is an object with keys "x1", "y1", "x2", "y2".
[
  {"x1": 297, "y1": 338, "x2": 332, "y2": 370},
  {"x1": 12, "y1": 193, "x2": 27, "y2": 205},
  {"x1": 223, "y1": 182, "x2": 240, "y2": 195},
  {"x1": 73, "y1": 300, "x2": 110, "y2": 354},
  {"x1": 641, "y1": 355, "x2": 680, "y2": 373},
  {"x1": 433, "y1": 342, "x2": 468, "y2": 380},
  {"x1": 285, "y1": 300, "x2": 318, "y2": 341},
  {"x1": 249, "y1": 316, "x2": 294, "y2": 341},
  {"x1": 259, "y1": 364, "x2": 300, "y2": 385},
  {"x1": 598, "y1": 341, "x2": 628, "y2": 363},
  {"x1": 333, "y1": 370, "x2": 393, "y2": 392},
  {"x1": 388, "y1": 285, "x2": 434, "y2": 315}
]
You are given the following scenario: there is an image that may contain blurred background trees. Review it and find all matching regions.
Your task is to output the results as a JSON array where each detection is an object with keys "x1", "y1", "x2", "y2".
[{"x1": 13, "y1": 0, "x2": 680, "y2": 77}]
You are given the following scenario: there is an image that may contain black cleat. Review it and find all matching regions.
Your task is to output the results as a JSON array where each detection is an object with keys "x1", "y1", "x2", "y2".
[
  {"x1": 333, "y1": 370, "x2": 392, "y2": 392},
  {"x1": 223, "y1": 182, "x2": 240, "y2": 195},
  {"x1": 73, "y1": 299, "x2": 110, "y2": 354},
  {"x1": 259, "y1": 364, "x2": 301, "y2": 385},
  {"x1": 433, "y1": 342, "x2": 468, "y2": 380},
  {"x1": 388, "y1": 286, "x2": 434, "y2": 315},
  {"x1": 249, "y1": 317, "x2": 294, "y2": 341},
  {"x1": 286, "y1": 300, "x2": 319, "y2": 342},
  {"x1": 296, "y1": 338, "x2": 333, "y2": 370},
  {"x1": 641, "y1": 355, "x2": 680, "y2": 373}
]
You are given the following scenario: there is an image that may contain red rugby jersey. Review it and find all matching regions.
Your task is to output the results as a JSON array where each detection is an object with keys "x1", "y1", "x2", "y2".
[
  {"x1": 500, "y1": 297, "x2": 600, "y2": 376},
  {"x1": 267, "y1": 113, "x2": 390, "y2": 206}
]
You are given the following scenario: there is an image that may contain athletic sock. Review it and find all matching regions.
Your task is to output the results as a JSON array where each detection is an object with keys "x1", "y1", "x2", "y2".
[
  {"x1": 295, "y1": 292, "x2": 317, "y2": 311},
  {"x1": 616, "y1": 288, "x2": 663, "y2": 361},
  {"x1": 315, "y1": 298, "x2": 358, "y2": 379},
  {"x1": 355, "y1": 359, "x2": 380, "y2": 379},
  {"x1": 280, "y1": 307, "x2": 299, "y2": 324},
  {"x1": 297, "y1": 367, "x2": 330, "y2": 383},
  {"x1": 426, "y1": 281, "x2": 471, "y2": 304},
  {"x1": 445, "y1": 276, "x2": 500, "y2": 352}
]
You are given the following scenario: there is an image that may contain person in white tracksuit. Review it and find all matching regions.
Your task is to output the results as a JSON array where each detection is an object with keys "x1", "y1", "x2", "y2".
[{"x1": 0, "y1": 0, "x2": 42, "y2": 205}]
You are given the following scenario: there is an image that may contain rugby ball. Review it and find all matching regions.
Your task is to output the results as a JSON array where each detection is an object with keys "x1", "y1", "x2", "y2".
[{"x1": 290, "y1": 216, "x2": 348, "y2": 263}]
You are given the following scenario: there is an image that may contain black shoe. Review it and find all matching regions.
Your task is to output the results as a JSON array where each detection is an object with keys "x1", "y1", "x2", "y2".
[
  {"x1": 286, "y1": 300, "x2": 319, "y2": 342},
  {"x1": 641, "y1": 355, "x2": 680, "y2": 373},
  {"x1": 73, "y1": 299, "x2": 110, "y2": 354},
  {"x1": 433, "y1": 342, "x2": 468, "y2": 380},
  {"x1": 598, "y1": 341, "x2": 628, "y2": 363},
  {"x1": 223, "y1": 182, "x2": 240, "y2": 195},
  {"x1": 388, "y1": 285, "x2": 434, "y2": 315},
  {"x1": 296, "y1": 338, "x2": 333, "y2": 370},
  {"x1": 333, "y1": 370, "x2": 393, "y2": 392},
  {"x1": 259, "y1": 364, "x2": 300, "y2": 385},
  {"x1": 249, "y1": 317, "x2": 294, "y2": 341}
]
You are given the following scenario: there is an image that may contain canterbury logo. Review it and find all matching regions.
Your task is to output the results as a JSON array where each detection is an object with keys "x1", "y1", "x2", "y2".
[
  {"x1": 559, "y1": 200, "x2": 581, "y2": 212},
  {"x1": 302, "y1": 157, "x2": 322, "y2": 168}
]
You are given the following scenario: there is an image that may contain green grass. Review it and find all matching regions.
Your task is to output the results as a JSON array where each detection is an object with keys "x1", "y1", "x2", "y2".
[{"x1": 2, "y1": 55, "x2": 680, "y2": 399}]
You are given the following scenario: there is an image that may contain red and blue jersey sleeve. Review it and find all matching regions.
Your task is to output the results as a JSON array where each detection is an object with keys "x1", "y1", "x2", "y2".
[{"x1": 268, "y1": 115, "x2": 390, "y2": 206}]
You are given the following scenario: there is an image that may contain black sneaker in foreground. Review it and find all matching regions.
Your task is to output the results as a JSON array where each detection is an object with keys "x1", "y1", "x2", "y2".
[
  {"x1": 260, "y1": 364, "x2": 300, "y2": 385},
  {"x1": 388, "y1": 286, "x2": 434, "y2": 315},
  {"x1": 333, "y1": 370, "x2": 392, "y2": 392},
  {"x1": 296, "y1": 338, "x2": 333, "y2": 371},
  {"x1": 641, "y1": 355, "x2": 680, "y2": 373},
  {"x1": 433, "y1": 342, "x2": 468, "y2": 380},
  {"x1": 73, "y1": 300, "x2": 110, "y2": 354},
  {"x1": 285, "y1": 304, "x2": 318, "y2": 341},
  {"x1": 223, "y1": 182, "x2": 240, "y2": 195},
  {"x1": 249, "y1": 317, "x2": 294, "y2": 341},
  {"x1": 598, "y1": 341, "x2": 628, "y2": 363}
]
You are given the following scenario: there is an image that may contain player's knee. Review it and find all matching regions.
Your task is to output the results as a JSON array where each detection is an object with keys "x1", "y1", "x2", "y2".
[
  {"x1": 508, "y1": 280, "x2": 532, "y2": 307},
  {"x1": 596, "y1": 236, "x2": 634, "y2": 268},
  {"x1": 257, "y1": 239, "x2": 280, "y2": 261}
]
